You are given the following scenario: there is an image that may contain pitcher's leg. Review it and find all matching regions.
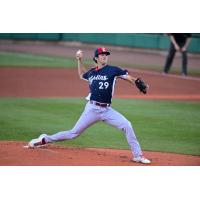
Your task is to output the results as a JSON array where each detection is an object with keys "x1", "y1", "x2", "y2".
[
  {"x1": 103, "y1": 107, "x2": 143, "y2": 157},
  {"x1": 44, "y1": 103, "x2": 100, "y2": 143}
]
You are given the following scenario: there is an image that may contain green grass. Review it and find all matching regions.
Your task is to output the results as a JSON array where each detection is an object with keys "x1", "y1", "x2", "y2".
[
  {"x1": 0, "y1": 98, "x2": 200, "y2": 155},
  {"x1": 0, "y1": 52, "x2": 91, "y2": 68},
  {"x1": 1, "y1": 51, "x2": 200, "y2": 76}
]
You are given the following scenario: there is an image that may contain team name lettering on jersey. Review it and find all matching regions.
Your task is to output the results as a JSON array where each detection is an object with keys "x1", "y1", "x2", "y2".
[
  {"x1": 88, "y1": 75, "x2": 108, "y2": 84},
  {"x1": 82, "y1": 65, "x2": 128, "y2": 103}
]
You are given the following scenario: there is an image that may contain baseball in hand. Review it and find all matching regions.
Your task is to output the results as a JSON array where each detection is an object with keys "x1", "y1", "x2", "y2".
[{"x1": 76, "y1": 50, "x2": 83, "y2": 60}]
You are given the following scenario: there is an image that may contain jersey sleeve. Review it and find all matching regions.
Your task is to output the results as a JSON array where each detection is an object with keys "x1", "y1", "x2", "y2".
[
  {"x1": 114, "y1": 67, "x2": 129, "y2": 78},
  {"x1": 82, "y1": 68, "x2": 95, "y2": 81},
  {"x1": 82, "y1": 71, "x2": 90, "y2": 81}
]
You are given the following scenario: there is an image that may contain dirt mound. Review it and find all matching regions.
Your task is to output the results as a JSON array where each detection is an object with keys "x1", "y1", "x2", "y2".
[{"x1": 0, "y1": 141, "x2": 199, "y2": 166}]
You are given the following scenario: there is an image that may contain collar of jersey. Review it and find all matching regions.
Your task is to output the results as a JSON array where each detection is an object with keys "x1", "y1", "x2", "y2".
[{"x1": 95, "y1": 65, "x2": 107, "y2": 71}]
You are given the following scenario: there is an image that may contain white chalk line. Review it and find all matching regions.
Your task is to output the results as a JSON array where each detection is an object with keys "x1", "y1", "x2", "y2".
[{"x1": 23, "y1": 145, "x2": 60, "y2": 155}]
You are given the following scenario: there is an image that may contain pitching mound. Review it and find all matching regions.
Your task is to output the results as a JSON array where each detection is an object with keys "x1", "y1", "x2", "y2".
[{"x1": 0, "y1": 141, "x2": 199, "y2": 166}]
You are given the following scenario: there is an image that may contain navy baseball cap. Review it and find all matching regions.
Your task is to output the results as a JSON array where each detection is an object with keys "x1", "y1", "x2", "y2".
[{"x1": 93, "y1": 47, "x2": 110, "y2": 62}]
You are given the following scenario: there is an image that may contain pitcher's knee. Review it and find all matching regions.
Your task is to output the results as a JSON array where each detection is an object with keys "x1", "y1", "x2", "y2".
[
  {"x1": 69, "y1": 128, "x2": 83, "y2": 139},
  {"x1": 121, "y1": 120, "x2": 133, "y2": 132}
]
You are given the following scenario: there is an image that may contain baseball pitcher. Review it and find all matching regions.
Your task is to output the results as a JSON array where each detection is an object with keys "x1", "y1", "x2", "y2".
[{"x1": 28, "y1": 47, "x2": 151, "y2": 164}]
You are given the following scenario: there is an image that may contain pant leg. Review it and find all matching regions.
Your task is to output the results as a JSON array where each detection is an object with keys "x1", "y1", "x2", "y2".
[
  {"x1": 164, "y1": 43, "x2": 176, "y2": 73},
  {"x1": 182, "y1": 51, "x2": 188, "y2": 75},
  {"x1": 179, "y1": 41, "x2": 188, "y2": 75},
  {"x1": 45, "y1": 102, "x2": 100, "y2": 142},
  {"x1": 102, "y1": 107, "x2": 143, "y2": 158}
]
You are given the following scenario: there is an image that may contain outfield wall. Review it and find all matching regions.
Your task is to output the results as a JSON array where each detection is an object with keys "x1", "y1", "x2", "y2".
[{"x1": 0, "y1": 33, "x2": 200, "y2": 53}]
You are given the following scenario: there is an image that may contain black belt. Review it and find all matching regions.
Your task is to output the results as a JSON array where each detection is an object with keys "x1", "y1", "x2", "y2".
[{"x1": 90, "y1": 100, "x2": 110, "y2": 107}]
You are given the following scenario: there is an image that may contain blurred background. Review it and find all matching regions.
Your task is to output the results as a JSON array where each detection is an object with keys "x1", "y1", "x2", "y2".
[
  {"x1": 0, "y1": 33, "x2": 200, "y2": 52},
  {"x1": 0, "y1": 33, "x2": 199, "y2": 76}
]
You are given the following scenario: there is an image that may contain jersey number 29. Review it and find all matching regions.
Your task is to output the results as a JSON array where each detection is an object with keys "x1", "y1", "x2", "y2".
[{"x1": 99, "y1": 82, "x2": 109, "y2": 89}]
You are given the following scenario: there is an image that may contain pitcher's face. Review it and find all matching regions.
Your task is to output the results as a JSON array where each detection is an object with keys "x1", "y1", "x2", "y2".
[{"x1": 96, "y1": 53, "x2": 108, "y2": 65}]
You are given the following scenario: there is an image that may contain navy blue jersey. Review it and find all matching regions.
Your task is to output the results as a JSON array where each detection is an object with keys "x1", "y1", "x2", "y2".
[{"x1": 82, "y1": 65, "x2": 128, "y2": 104}]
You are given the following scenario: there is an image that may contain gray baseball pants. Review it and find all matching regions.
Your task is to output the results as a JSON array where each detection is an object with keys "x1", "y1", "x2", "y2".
[{"x1": 44, "y1": 101, "x2": 143, "y2": 157}]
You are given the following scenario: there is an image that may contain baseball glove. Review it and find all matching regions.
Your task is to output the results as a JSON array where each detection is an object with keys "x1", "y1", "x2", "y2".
[{"x1": 135, "y1": 78, "x2": 148, "y2": 94}]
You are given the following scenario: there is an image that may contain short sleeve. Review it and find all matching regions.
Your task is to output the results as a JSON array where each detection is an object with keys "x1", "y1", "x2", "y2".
[
  {"x1": 115, "y1": 67, "x2": 129, "y2": 78},
  {"x1": 82, "y1": 71, "x2": 90, "y2": 81}
]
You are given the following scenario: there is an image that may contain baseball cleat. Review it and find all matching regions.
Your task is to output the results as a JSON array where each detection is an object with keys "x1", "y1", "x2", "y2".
[
  {"x1": 132, "y1": 156, "x2": 151, "y2": 164},
  {"x1": 28, "y1": 134, "x2": 47, "y2": 148}
]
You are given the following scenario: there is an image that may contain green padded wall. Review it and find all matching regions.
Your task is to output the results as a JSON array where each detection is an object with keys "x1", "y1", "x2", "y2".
[{"x1": 0, "y1": 33, "x2": 199, "y2": 53}]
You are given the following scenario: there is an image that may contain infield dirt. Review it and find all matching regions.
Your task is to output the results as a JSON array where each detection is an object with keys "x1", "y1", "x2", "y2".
[{"x1": 0, "y1": 141, "x2": 200, "y2": 166}]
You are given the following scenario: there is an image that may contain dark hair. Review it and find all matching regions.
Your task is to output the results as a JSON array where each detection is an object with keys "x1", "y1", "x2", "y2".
[{"x1": 93, "y1": 57, "x2": 97, "y2": 63}]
